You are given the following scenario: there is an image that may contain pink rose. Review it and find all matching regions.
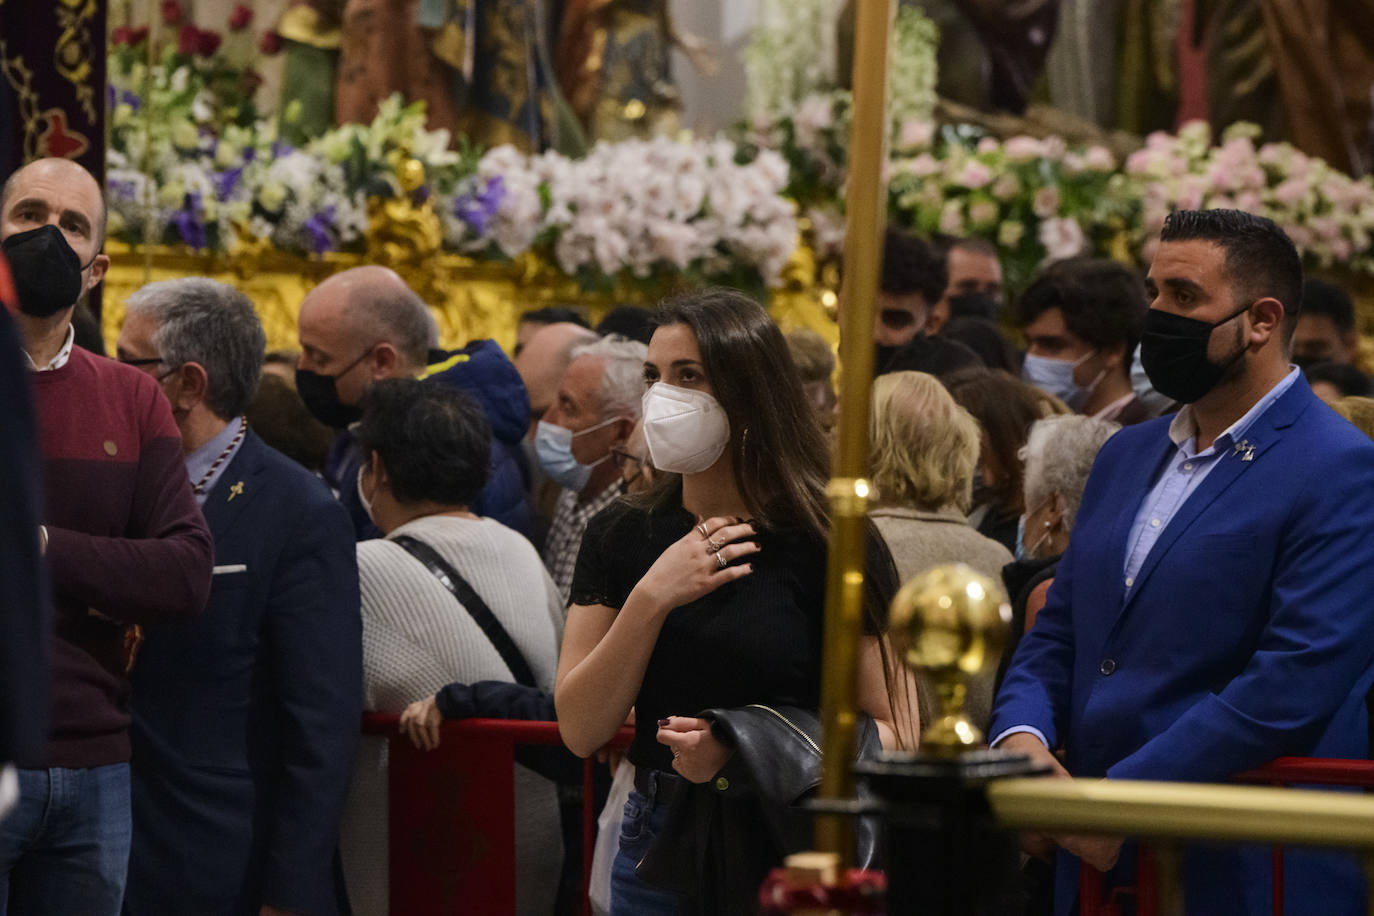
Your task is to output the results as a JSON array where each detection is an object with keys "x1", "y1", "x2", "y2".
[
  {"x1": 1032, "y1": 186, "x2": 1060, "y2": 219},
  {"x1": 1084, "y1": 146, "x2": 1116, "y2": 171},
  {"x1": 898, "y1": 119, "x2": 935, "y2": 150},
  {"x1": 957, "y1": 160, "x2": 993, "y2": 189},
  {"x1": 1273, "y1": 178, "x2": 1308, "y2": 209},
  {"x1": 1003, "y1": 135, "x2": 1046, "y2": 163}
]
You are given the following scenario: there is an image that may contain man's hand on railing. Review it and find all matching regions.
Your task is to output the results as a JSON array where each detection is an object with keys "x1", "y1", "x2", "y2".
[
  {"x1": 998, "y1": 732, "x2": 1120, "y2": 865},
  {"x1": 1059, "y1": 834, "x2": 1122, "y2": 873},
  {"x1": 400, "y1": 694, "x2": 444, "y2": 750}
]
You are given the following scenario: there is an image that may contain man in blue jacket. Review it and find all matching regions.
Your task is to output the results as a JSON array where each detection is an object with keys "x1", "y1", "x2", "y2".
[
  {"x1": 991, "y1": 209, "x2": 1374, "y2": 915},
  {"x1": 118, "y1": 278, "x2": 361, "y2": 915},
  {"x1": 295, "y1": 266, "x2": 533, "y2": 539}
]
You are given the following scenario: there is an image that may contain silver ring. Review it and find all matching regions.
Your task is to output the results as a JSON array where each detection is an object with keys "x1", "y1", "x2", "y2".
[
  {"x1": 706, "y1": 537, "x2": 723, "y2": 553},
  {"x1": 697, "y1": 522, "x2": 710, "y2": 538},
  {"x1": 715, "y1": 551, "x2": 728, "y2": 570}
]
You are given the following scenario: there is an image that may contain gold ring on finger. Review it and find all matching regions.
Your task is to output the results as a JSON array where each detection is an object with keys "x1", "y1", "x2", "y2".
[
  {"x1": 715, "y1": 550, "x2": 728, "y2": 570},
  {"x1": 697, "y1": 522, "x2": 710, "y2": 538},
  {"x1": 706, "y1": 537, "x2": 724, "y2": 552}
]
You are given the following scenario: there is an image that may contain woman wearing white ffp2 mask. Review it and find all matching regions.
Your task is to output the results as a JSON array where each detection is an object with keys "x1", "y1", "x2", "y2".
[
  {"x1": 638, "y1": 383, "x2": 730, "y2": 474},
  {"x1": 554, "y1": 290, "x2": 921, "y2": 916}
]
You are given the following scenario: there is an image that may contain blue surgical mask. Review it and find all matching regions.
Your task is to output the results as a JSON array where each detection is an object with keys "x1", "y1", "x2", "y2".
[
  {"x1": 535, "y1": 416, "x2": 618, "y2": 491},
  {"x1": 1014, "y1": 513, "x2": 1029, "y2": 561},
  {"x1": 1022, "y1": 351, "x2": 1103, "y2": 411}
]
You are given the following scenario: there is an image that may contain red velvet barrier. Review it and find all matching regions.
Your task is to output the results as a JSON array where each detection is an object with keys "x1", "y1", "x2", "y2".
[{"x1": 361, "y1": 714, "x2": 632, "y2": 916}]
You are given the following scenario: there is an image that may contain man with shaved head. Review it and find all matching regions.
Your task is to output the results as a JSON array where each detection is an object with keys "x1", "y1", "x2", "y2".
[
  {"x1": 514, "y1": 321, "x2": 599, "y2": 432},
  {"x1": 296, "y1": 266, "x2": 533, "y2": 538},
  {"x1": 0, "y1": 158, "x2": 213, "y2": 914}
]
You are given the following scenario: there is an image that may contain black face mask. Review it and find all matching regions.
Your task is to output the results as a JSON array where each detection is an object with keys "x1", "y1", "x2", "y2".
[
  {"x1": 294, "y1": 347, "x2": 373, "y2": 429},
  {"x1": 947, "y1": 291, "x2": 1000, "y2": 322},
  {"x1": 1, "y1": 225, "x2": 92, "y2": 318},
  {"x1": 1139, "y1": 304, "x2": 1251, "y2": 404}
]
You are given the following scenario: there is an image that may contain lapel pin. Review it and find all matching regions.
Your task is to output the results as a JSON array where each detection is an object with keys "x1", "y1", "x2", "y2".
[
  {"x1": 228, "y1": 481, "x2": 245, "y2": 501},
  {"x1": 1242, "y1": 443, "x2": 1255, "y2": 461}
]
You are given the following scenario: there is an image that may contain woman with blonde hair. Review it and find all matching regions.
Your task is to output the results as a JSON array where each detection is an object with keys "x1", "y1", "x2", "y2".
[
  {"x1": 868, "y1": 370, "x2": 1013, "y2": 731},
  {"x1": 1331, "y1": 396, "x2": 1374, "y2": 440}
]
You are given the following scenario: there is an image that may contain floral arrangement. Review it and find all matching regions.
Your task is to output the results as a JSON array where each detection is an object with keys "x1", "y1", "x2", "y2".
[
  {"x1": 448, "y1": 137, "x2": 797, "y2": 289},
  {"x1": 1126, "y1": 121, "x2": 1374, "y2": 276},
  {"x1": 886, "y1": 130, "x2": 1137, "y2": 291},
  {"x1": 105, "y1": 12, "x2": 797, "y2": 292},
  {"x1": 740, "y1": 102, "x2": 1374, "y2": 286}
]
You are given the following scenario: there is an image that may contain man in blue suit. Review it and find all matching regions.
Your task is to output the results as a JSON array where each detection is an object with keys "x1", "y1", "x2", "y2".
[
  {"x1": 992, "y1": 209, "x2": 1374, "y2": 915},
  {"x1": 116, "y1": 278, "x2": 362, "y2": 915}
]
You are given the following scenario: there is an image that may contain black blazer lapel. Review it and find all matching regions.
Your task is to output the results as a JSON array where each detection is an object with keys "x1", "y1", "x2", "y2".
[{"x1": 201, "y1": 430, "x2": 269, "y2": 541}]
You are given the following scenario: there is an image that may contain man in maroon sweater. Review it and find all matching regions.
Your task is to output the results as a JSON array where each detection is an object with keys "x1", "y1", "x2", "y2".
[{"x1": 0, "y1": 157, "x2": 213, "y2": 915}]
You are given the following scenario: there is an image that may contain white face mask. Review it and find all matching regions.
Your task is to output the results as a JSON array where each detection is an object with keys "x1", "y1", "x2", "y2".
[
  {"x1": 357, "y1": 465, "x2": 376, "y2": 523},
  {"x1": 640, "y1": 383, "x2": 731, "y2": 475}
]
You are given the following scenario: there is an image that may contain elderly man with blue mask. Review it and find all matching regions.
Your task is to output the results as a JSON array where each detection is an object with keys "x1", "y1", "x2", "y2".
[{"x1": 537, "y1": 334, "x2": 647, "y2": 606}]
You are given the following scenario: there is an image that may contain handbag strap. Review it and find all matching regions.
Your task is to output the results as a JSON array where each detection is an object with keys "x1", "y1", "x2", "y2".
[{"x1": 390, "y1": 534, "x2": 538, "y2": 689}]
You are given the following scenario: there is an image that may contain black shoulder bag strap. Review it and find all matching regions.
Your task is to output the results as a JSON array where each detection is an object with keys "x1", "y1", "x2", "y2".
[{"x1": 390, "y1": 534, "x2": 538, "y2": 689}]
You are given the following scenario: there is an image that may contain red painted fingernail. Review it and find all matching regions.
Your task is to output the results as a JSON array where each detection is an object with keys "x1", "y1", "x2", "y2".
[{"x1": 658, "y1": 718, "x2": 670, "y2": 726}]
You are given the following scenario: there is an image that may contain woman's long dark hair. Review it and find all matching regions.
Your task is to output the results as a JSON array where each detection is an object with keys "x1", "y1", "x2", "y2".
[{"x1": 637, "y1": 288, "x2": 831, "y2": 540}]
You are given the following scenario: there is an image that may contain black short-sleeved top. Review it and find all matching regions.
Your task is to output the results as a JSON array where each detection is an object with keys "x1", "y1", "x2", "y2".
[{"x1": 570, "y1": 498, "x2": 830, "y2": 772}]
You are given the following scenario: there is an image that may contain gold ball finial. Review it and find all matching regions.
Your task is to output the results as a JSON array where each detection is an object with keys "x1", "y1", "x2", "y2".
[
  {"x1": 398, "y1": 158, "x2": 427, "y2": 194},
  {"x1": 888, "y1": 564, "x2": 1011, "y2": 755}
]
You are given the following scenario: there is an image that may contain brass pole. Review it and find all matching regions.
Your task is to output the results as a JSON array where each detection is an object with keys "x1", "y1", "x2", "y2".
[
  {"x1": 142, "y1": 0, "x2": 156, "y2": 284},
  {"x1": 815, "y1": 0, "x2": 893, "y2": 859}
]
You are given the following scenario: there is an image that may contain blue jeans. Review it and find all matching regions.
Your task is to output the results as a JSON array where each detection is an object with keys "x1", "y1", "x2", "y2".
[
  {"x1": 610, "y1": 773, "x2": 680, "y2": 916},
  {"x1": 0, "y1": 764, "x2": 131, "y2": 916}
]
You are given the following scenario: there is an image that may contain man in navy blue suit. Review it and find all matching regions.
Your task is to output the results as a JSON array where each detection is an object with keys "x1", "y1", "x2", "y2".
[
  {"x1": 116, "y1": 278, "x2": 361, "y2": 916},
  {"x1": 992, "y1": 209, "x2": 1374, "y2": 915}
]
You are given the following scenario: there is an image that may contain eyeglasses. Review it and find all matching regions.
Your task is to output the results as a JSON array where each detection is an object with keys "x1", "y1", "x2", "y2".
[
  {"x1": 610, "y1": 447, "x2": 643, "y2": 476},
  {"x1": 119, "y1": 356, "x2": 180, "y2": 383}
]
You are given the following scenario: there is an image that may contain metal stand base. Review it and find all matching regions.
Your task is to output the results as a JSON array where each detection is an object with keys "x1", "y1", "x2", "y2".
[{"x1": 855, "y1": 750, "x2": 1050, "y2": 915}]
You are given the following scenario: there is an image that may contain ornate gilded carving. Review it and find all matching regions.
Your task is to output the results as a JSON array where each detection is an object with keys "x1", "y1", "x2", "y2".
[{"x1": 101, "y1": 243, "x2": 838, "y2": 359}]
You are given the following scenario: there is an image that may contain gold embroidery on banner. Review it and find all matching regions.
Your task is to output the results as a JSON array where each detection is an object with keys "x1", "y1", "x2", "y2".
[
  {"x1": 0, "y1": 36, "x2": 44, "y2": 160},
  {"x1": 55, "y1": 0, "x2": 99, "y2": 122}
]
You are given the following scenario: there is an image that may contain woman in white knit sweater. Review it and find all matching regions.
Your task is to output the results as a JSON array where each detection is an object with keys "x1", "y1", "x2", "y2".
[{"x1": 339, "y1": 380, "x2": 565, "y2": 916}]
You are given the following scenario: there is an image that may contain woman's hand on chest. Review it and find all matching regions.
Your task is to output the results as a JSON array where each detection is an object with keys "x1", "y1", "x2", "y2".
[{"x1": 630, "y1": 516, "x2": 760, "y2": 616}]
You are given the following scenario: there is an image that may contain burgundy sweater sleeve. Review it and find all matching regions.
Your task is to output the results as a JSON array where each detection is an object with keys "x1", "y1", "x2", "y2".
[{"x1": 45, "y1": 377, "x2": 213, "y2": 623}]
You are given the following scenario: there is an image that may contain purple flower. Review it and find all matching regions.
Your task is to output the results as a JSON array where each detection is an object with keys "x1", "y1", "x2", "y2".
[
  {"x1": 453, "y1": 176, "x2": 505, "y2": 236},
  {"x1": 172, "y1": 192, "x2": 208, "y2": 249},
  {"x1": 303, "y1": 206, "x2": 336, "y2": 254},
  {"x1": 214, "y1": 166, "x2": 243, "y2": 199},
  {"x1": 271, "y1": 140, "x2": 294, "y2": 158},
  {"x1": 120, "y1": 90, "x2": 141, "y2": 110},
  {"x1": 108, "y1": 178, "x2": 138, "y2": 201}
]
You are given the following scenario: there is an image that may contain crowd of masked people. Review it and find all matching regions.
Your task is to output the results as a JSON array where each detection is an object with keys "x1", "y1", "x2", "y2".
[{"x1": 3, "y1": 154, "x2": 1374, "y2": 916}]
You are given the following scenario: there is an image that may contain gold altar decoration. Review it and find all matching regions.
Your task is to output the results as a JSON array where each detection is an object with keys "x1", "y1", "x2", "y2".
[
  {"x1": 100, "y1": 238, "x2": 837, "y2": 356},
  {"x1": 887, "y1": 564, "x2": 1012, "y2": 755}
]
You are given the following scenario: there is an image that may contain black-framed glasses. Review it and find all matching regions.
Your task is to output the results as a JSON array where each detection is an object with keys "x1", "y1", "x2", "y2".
[
  {"x1": 610, "y1": 448, "x2": 643, "y2": 477},
  {"x1": 118, "y1": 356, "x2": 164, "y2": 367}
]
